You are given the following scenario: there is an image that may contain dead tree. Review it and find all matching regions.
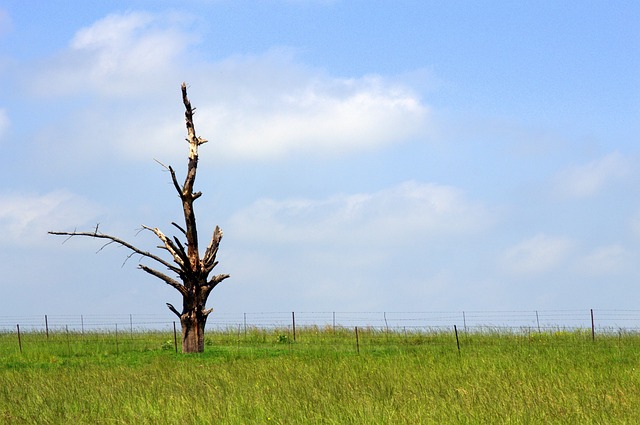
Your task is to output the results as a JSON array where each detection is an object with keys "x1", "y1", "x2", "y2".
[{"x1": 49, "y1": 83, "x2": 229, "y2": 353}]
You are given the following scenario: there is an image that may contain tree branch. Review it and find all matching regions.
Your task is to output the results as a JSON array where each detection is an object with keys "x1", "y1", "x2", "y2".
[
  {"x1": 49, "y1": 230, "x2": 181, "y2": 274},
  {"x1": 202, "y1": 226, "x2": 223, "y2": 273},
  {"x1": 182, "y1": 82, "x2": 207, "y2": 163},
  {"x1": 166, "y1": 303, "x2": 182, "y2": 318},
  {"x1": 138, "y1": 265, "x2": 187, "y2": 297},
  {"x1": 141, "y1": 225, "x2": 189, "y2": 269},
  {"x1": 172, "y1": 236, "x2": 188, "y2": 263},
  {"x1": 171, "y1": 222, "x2": 187, "y2": 236},
  {"x1": 208, "y1": 273, "x2": 230, "y2": 287},
  {"x1": 202, "y1": 273, "x2": 231, "y2": 301},
  {"x1": 168, "y1": 165, "x2": 183, "y2": 199}
]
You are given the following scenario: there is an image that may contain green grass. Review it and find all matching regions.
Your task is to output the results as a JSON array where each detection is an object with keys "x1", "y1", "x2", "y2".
[{"x1": 1, "y1": 328, "x2": 640, "y2": 424}]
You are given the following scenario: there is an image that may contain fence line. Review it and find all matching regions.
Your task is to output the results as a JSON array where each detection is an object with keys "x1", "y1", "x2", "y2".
[{"x1": 3, "y1": 309, "x2": 640, "y2": 333}]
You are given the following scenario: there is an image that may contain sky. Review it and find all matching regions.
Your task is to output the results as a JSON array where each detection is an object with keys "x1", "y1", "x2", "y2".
[{"x1": 0, "y1": 1, "x2": 639, "y2": 319}]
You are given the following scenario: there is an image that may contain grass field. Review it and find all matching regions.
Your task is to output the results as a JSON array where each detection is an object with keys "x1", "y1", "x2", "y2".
[{"x1": 1, "y1": 327, "x2": 640, "y2": 424}]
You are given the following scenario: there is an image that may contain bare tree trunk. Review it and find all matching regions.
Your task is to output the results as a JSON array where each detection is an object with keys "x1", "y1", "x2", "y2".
[
  {"x1": 181, "y1": 310, "x2": 207, "y2": 353},
  {"x1": 49, "y1": 83, "x2": 229, "y2": 354}
]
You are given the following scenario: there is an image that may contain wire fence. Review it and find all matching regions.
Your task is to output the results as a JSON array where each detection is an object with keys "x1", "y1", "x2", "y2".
[
  {"x1": 3, "y1": 309, "x2": 640, "y2": 335},
  {"x1": 3, "y1": 309, "x2": 640, "y2": 357}
]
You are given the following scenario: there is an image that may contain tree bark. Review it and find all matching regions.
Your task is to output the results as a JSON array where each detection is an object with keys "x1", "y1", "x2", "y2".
[
  {"x1": 178, "y1": 299, "x2": 209, "y2": 353},
  {"x1": 49, "y1": 83, "x2": 229, "y2": 353}
]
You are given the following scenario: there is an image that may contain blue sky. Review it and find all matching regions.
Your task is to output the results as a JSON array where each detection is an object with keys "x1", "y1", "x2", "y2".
[{"x1": 0, "y1": 1, "x2": 639, "y2": 317}]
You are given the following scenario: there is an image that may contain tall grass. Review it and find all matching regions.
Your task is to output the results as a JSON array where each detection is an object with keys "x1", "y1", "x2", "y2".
[{"x1": 1, "y1": 327, "x2": 640, "y2": 423}]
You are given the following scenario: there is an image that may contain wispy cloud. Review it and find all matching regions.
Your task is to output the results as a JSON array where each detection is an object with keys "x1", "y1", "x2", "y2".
[
  {"x1": 553, "y1": 152, "x2": 631, "y2": 199},
  {"x1": 500, "y1": 234, "x2": 574, "y2": 275},
  {"x1": 224, "y1": 180, "x2": 494, "y2": 310},
  {"x1": 28, "y1": 11, "x2": 194, "y2": 97},
  {"x1": 0, "y1": 191, "x2": 100, "y2": 246},
  {"x1": 196, "y1": 69, "x2": 430, "y2": 161},
  {"x1": 229, "y1": 180, "x2": 492, "y2": 246},
  {"x1": 24, "y1": 12, "x2": 431, "y2": 165},
  {"x1": 0, "y1": 108, "x2": 8, "y2": 141},
  {"x1": 574, "y1": 244, "x2": 632, "y2": 276}
]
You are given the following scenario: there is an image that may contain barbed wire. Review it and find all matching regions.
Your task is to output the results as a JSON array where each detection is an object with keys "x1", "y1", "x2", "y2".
[{"x1": 2, "y1": 309, "x2": 640, "y2": 332}]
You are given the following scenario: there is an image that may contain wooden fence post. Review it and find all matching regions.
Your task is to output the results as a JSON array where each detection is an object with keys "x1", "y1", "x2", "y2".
[
  {"x1": 16, "y1": 324, "x2": 22, "y2": 354},
  {"x1": 292, "y1": 312, "x2": 296, "y2": 342},
  {"x1": 355, "y1": 326, "x2": 360, "y2": 355},
  {"x1": 173, "y1": 321, "x2": 178, "y2": 353},
  {"x1": 45, "y1": 315, "x2": 49, "y2": 340},
  {"x1": 454, "y1": 325, "x2": 461, "y2": 356},
  {"x1": 591, "y1": 309, "x2": 595, "y2": 342},
  {"x1": 65, "y1": 325, "x2": 71, "y2": 355}
]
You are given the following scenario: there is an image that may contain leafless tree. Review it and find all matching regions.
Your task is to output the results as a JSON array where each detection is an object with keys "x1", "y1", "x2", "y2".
[{"x1": 50, "y1": 83, "x2": 229, "y2": 353}]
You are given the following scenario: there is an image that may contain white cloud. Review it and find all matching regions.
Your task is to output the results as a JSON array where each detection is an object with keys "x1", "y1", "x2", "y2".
[
  {"x1": 574, "y1": 244, "x2": 632, "y2": 276},
  {"x1": 554, "y1": 152, "x2": 631, "y2": 199},
  {"x1": 222, "y1": 181, "x2": 494, "y2": 311},
  {"x1": 0, "y1": 108, "x2": 8, "y2": 141},
  {"x1": 60, "y1": 64, "x2": 430, "y2": 163},
  {"x1": 26, "y1": 12, "x2": 431, "y2": 164},
  {"x1": 229, "y1": 180, "x2": 492, "y2": 246},
  {"x1": 0, "y1": 191, "x2": 100, "y2": 246},
  {"x1": 196, "y1": 71, "x2": 430, "y2": 160},
  {"x1": 500, "y1": 234, "x2": 573, "y2": 275},
  {"x1": 28, "y1": 11, "x2": 193, "y2": 97}
]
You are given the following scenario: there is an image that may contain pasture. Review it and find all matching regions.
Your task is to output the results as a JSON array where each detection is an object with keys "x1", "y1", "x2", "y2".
[{"x1": 1, "y1": 327, "x2": 640, "y2": 424}]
